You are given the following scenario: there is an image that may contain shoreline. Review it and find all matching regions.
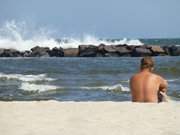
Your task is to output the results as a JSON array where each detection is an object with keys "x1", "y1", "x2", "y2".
[{"x1": 0, "y1": 101, "x2": 179, "y2": 135}]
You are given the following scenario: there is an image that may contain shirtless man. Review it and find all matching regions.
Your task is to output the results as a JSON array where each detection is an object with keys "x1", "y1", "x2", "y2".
[{"x1": 130, "y1": 57, "x2": 168, "y2": 103}]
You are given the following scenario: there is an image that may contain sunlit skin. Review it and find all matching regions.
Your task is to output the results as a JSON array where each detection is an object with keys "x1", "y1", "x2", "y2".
[{"x1": 130, "y1": 64, "x2": 168, "y2": 103}]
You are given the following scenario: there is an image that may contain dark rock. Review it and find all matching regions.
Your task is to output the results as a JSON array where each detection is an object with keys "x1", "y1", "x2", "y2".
[
  {"x1": 0, "y1": 45, "x2": 177, "y2": 57},
  {"x1": 131, "y1": 46, "x2": 152, "y2": 57},
  {"x1": 115, "y1": 45, "x2": 132, "y2": 56},
  {"x1": 96, "y1": 44, "x2": 106, "y2": 57},
  {"x1": 97, "y1": 44, "x2": 105, "y2": 52},
  {"x1": 150, "y1": 46, "x2": 166, "y2": 56},
  {"x1": 30, "y1": 46, "x2": 50, "y2": 57},
  {"x1": 126, "y1": 45, "x2": 136, "y2": 50},
  {"x1": 97, "y1": 45, "x2": 132, "y2": 57},
  {"x1": 49, "y1": 47, "x2": 64, "y2": 57},
  {"x1": 102, "y1": 45, "x2": 132, "y2": 57},
  {"x1": 64, "y1": 48, "x2": 79, "y2": 57},
  {"x1": 96, "y1": 52, "x2": 105, "y2": 57},
  {"x1": 162, "y1": 46, "x2": 170, "y2": 55},
  {"x1": 103, "y1": 45, "x2": 117, "y2": 53},
  {"x1": 168, "y1": 46, "x2": 180, "y2": 56},
  {"x1": 23, "y1": 51, "x2": 31, "y2": 57},
  {"x1": 0, "y1": 49, "x2": 4, "y2": 55},
  {"x1": 98, "y1": 44, "x2": 106, "y2": 52},
  {"x1": 31, "y1": 46, "x2": 49, "y2": 52},
  {"x1": 79, "y1": 45, "x2": 98, "y2": 57},
  {"x1": 0, "y1": 49, "x2": 22, "y2": 57},
  {"x1": 104, "y1": 52, "x2": 119, "y2": 57},
  {"x1": 97, "y1": 45, "x2": 119, "y2": 57}
]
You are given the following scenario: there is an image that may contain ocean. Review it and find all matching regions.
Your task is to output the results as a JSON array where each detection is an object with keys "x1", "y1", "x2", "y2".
[
  {"x1": 0, "y1": 56, "x2": 179, "y2": 101},
  {"x1": 0, "y1": 21, "x2": 180, "y2": 101}
]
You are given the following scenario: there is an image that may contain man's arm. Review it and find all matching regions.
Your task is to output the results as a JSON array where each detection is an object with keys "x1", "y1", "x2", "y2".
[
  {"x1": 130, "y1": 76, "x2": 135, "y2": 102},
  {"x1": 158, "y1": 76, "x2": 168, "y2": 92},
  {"x1": 157, "y1": 76, "x2": 168, "y2": 102}
]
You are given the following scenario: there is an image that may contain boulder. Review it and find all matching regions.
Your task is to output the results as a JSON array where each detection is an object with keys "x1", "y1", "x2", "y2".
[
  {"x1": 150, "y1": 46, "x2": 166, "y2": 56},
  {"x1": 23, "y1": 51, "x2": 31, "y2": 57},
  {"x1": 63, "y1": 48, "x2": 79, "y2": 57},
  {"x1": 96, "y1": 44, "x2": 106, "y2": 57},
  {"x1": 30, "y1": 46, "x2": 50, "y2": 57},
  {"x1": 98, "y1": 45, "x2": 119, "y2": 57},
  {"x1": 131, "y1": 46, "x2": 152, "y2": 57},
  {"x1": 162, "y1": 46, "x2": 171, "y2": 55},
  {"x1": 0, "y1": 49, "x2": 22, "y2": 57},
  {"x1": 103, "y1": 45, "x2": 117, "y2": 53},
  {"x1": 104, "y1": 52, "x2": 120, "y2": 57},
  {"x1": 98, "y1": 45, "x2": 140, "y2": 57},
  {"x1": 79, "y1": 45, "x2": 98, "y2": 57},
  {"x1": 115, "y1": 45, "x2": 132, "y2": 56},
  {"x1": 167, "y1": 46, "x2": 180, "y2": 56},
  {"x1": 126, "y1": 45, "x2": 136, "y2": 51},
  {"x1": 49, "y1": 47, "x2": 64, "y2": 57},
  {"x1": 0, "y1": 49, "x2": 4, "y2": 55},
  {"x1": 98, "y1": 44, "x2": 106, "y2": 52},
  {"x1": 102, "y1": 45, "x2": 132, "y2": 57}
]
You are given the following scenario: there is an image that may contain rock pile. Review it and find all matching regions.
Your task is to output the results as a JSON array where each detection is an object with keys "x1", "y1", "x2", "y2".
[{"x1": 0, "y1": 44, "x2": 179, "y2": 57}]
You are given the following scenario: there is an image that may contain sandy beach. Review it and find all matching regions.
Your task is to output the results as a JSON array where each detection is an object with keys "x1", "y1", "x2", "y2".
[{"x1": 0, "y1": 101, "x2": 180, "y2": 135}]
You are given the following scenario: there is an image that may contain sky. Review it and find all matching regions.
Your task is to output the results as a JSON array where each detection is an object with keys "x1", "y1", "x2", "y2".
[{"x1": 0, "y1": 0, "x2": 180, "y2": 38}]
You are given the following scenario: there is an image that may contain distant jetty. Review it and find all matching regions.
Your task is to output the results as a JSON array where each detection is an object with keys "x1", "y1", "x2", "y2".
[{"x1": 0, "y1": 44, "x2": 180, "y2": 57}]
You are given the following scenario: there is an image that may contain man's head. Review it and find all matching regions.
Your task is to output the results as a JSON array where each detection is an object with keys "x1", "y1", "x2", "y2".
[{"x1": 140, "y1": 57, "x2": 154, "y2": 71}]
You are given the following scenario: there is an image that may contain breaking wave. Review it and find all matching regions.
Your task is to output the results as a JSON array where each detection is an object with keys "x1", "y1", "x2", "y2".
[
  {"x1": 0, "y1": 20, "x2": 144, "y2": 51},
  {"x1": 0, "y1": 72, "x2": 58, "y2": 92},
  {"x1": 81, "y1": 84, "x2": 130, "y2": 92},
  {"x1": 0, "y1": 73, "x2": 55, "y2": 82},
  {"x1": 167, "y1": 78, "x2": 180, "y2": 82},
  {"x1": 19, "y1": 82, "x2": 60, "y2": 92}
]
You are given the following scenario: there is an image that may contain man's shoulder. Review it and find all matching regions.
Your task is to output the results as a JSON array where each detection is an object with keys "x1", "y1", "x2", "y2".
[
  {"x1": 150, "y1": 73, "x2": 166, "y2": 83},
  {"x1": 151, "y1": 73, "x2": 162, "y2": 79},
  {"x1": 131, "y1": 72, "x2": 161, "y2": 79},
  {"x1": 130, "y1": 73, "x2": 140, "y2": 80}
]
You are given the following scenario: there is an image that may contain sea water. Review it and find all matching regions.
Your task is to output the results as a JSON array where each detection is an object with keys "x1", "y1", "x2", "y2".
[
  {"x1": 0, "y1": 57, "x2": 179, "y2": 101},
  {"x1": 0, "y1": 21, "x2": 180, "y2": 101}
]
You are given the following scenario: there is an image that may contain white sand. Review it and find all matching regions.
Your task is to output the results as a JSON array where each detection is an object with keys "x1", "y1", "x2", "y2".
[{"x1": 0, "y1": 101, "x2": 180, "y2": 135}]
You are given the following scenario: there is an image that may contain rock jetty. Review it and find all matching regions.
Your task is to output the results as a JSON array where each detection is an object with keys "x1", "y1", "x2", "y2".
[{"x1": 0, "y1": 44, "x2": 180, "y2": 57}]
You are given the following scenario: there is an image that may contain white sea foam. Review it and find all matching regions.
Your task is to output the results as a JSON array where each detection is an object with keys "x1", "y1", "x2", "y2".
[
  {"x1": 81, "y1": 84, "x2": 130, "y2": 92},
  {"x1": 0, "y1": 73, "x2": 55, "y2": 82},
  {"x1": 59, "y1": 36, "x2": 144, "y2": 48},
  {"x1": 0, "y1": 20, "x2": 144, "y2": 51},
  {"x1": 0, "y1": 20, "x2": 60, "y2": 51},
  {"x1": 20, "y1": 82, "x2": 59, "y2": 92},
  {"x1": 0, "y1": 72, "x2": 59, "y2": 92},
  {"x1": 167, "y1": 78, "x2": 180, "y2": 82}
]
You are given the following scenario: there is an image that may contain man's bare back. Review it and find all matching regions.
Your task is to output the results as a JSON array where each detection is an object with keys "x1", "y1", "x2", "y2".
[{"x1": 130, "y1": 57, "x2": 168, "y2": 103}]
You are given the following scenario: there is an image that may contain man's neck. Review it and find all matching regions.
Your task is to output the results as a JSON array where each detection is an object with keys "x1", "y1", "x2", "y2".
[{"x1": 140, "y1": 68, "x2": 152, "y2": 73}]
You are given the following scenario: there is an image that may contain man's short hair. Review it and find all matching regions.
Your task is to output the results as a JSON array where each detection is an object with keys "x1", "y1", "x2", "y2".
[{"x1": 141, "y1": 57, "x2": 154, "y2": 70}]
